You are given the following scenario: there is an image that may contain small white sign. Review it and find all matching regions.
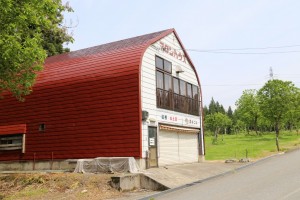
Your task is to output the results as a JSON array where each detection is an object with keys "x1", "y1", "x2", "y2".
[{"x1": 149, "y1": 138, "x2": 155, "y2": 146}]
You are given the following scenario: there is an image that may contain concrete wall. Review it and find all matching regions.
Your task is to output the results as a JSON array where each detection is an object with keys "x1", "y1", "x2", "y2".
[
  {"x1": 0, "y1": 160, "x2": 76, "y2": 171},
  {"x1": 111, "y1": 174, "x2": 168, "y2": 191}
]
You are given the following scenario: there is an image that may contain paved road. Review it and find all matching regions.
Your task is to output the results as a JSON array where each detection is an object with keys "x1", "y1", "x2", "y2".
[{"x1": 152, "y1": 149, "x2": 300, "y2": 200}]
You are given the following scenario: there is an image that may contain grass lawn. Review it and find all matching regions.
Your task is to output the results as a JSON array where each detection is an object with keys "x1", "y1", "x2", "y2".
[{"x1": 205, "y1": 131, "x2": 300, "y2": 160}]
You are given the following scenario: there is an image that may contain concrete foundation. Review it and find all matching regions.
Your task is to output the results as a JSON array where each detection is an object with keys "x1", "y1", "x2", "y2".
[
  {"x1": 110, "y1": 173, "x2": 168, "y2": 191},
  {"x1": 198, "y1": 155, "x2": 205, "y2": 162},
  {"x1": 135, "y1": 158, "x2": 147, "y2": 170},
  {"x1": 0, "y1": 160, "x2": 77, "y2": 171}
]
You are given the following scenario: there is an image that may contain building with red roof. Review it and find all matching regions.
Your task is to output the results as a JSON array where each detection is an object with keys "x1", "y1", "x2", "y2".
[{"x1": 0, "y1": 29, "x2": 204, "y2": 169}]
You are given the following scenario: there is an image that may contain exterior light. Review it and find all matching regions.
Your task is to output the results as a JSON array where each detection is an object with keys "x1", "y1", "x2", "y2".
[{"x1": 175, "y1": 65, "x2": 184, "y2": 73}]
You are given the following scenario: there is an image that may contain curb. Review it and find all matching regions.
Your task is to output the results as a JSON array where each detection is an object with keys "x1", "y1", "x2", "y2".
[{"x1": 139, "y1": 151, "x2": 290, "y2": 200}]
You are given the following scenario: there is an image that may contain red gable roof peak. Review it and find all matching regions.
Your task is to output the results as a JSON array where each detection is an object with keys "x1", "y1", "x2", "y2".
[{"x1": 46, "y1": 28, "x2": 174, "y2": 65}]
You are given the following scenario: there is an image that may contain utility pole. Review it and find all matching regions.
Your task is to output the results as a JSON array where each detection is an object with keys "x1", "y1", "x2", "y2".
[{"x1": 269, "y1": 67, "x2": 274, "y2": 80}]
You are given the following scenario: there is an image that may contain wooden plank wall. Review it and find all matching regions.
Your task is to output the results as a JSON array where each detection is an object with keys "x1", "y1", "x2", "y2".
[{"x1": 0, "y1": 47, "x2": 142, "y2": 161}]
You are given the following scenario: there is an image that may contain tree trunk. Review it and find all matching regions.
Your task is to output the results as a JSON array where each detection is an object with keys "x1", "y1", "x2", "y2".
[
  {"x1": 214, "y1": 129, "x2": 218, "y2": 141},
  {"x1": 275, "y1": 123, "x2": 280, "y2": 152},
  {"x1": 254, "y1": 116, "x2": 258, "y2": 134}
]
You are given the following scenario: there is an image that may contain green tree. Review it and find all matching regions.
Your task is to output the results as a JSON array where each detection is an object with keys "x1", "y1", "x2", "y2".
[
  {"x1": 257, "y1": 116, "x2": 272, "y2": 132},
  {"x1": 226, "y1": 106, "x2": 233, "y2": 134},
  {"x1": 227, "y1": 106, "x2": 233, "y2": 119},
  {"x1": 203, "y1": 105, "x2": 209, "y2": 117},
  {"x1": 208, "y1": 98, "x2": 217, "y2": 114},
  {"x1": 235, "y1": 89, "x2": 260, "y2": 134},
  {"x1": 0, "y1": 0, "x2": 73, "y2": 100},
  {"x1": 233, "y1": 119, "x2": 246, "y2": 133},
  {"x1": 205, "y1": 112, "x2": 232, "y2": 143},
  {"x1": 283, "y1": 91, "x2": 300, "y2": 131},
  {"x1": 208, "y1": 97, "x2": 226, "y2": 114},
  {"x1": 257, "y1": 79, "x2": 300, "y2": 151}
]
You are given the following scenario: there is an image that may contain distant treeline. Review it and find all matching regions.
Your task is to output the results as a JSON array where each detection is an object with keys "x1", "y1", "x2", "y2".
[{"x1": 203, "y1": 79, "x2": 300, "y2": 151}]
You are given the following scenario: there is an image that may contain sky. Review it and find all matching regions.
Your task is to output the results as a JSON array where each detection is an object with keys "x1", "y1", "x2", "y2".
[{"x1": 63, "y1": 0, "x2": 300, "y2": 110}]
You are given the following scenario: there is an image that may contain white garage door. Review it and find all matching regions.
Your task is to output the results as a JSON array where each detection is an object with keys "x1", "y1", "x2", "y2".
[{"x1": 159, "y1": 130, "x2": 198, "y2": 166}]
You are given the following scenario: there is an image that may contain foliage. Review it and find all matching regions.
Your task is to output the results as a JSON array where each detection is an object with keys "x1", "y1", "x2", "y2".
[
  {"x1": 204, "y1": 79, "x2": 299, "y2": 151},
  {"x1": 0, "y1": 0, "x2": 73, "y2": 100},
  {"x1": 233, "y1": 119, "x2": 246, "y2": 133},
  {"x1": 227, "y1": 106, "x2": 233, "y2": 119},
  {"x1": 204, "y1": 98, "x2": 234, "y2": 136},
  {"x1": 203, "y1": 105, "x2": 209, "y2": 116},
  {"x1": 235, "y1": 89, "x2": 260, "y2": 133},
  {"x1": 257, "y1": 79, "x2": 300, "y2": 151},
  {"x1": 208, "y1": 97, "x2": 225, "y2": 115},
  {"x1": 205, "y1": 112, "x2": 232, "y2": 143}
]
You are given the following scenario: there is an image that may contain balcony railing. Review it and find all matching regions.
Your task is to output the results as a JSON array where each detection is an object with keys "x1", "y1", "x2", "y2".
[{"x1": 156, "y1": 88, "x2": 200, "y2": 116}]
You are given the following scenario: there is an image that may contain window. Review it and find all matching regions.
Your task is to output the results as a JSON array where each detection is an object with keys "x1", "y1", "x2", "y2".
[
  {"x1": 156, "y1": 56, "x2": 173, "y2": 109},
  {"x1": 155, "y1": 56, "x2": 200, "y2": 116},
  {"x1": 164, "y1": 60, "x2": 172, "y2": 73},
  {"x1": 156, "y1": 56, "x2": 172, "y2": 72},
  {"x1": 186, "y1": 83, "x2": 193, "y2": 114},
  {"x1": 155, "y1": 56, "x2": 163, "y2": 70},
  {"x1": 0, "y1": 134, "x2": 23, "y2": 151},
  {"x1": 173, "y1": 78, "x2": 180, "y2": 111},
  {"x1": 180, "y1": 80, "x2": 186, "y2": 96},
  {"x1": 192, "y1": 85, "x2": 199, "y2": 115}
]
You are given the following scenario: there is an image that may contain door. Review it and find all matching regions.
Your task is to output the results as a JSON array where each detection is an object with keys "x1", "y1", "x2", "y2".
[
  {"x1": 159, "y1": 130, "x2": 198, "y2": 166},
  {"x1": 159, "y1": 130, "x2": 179, "y2": 166},
  {"x1": 148, "y1": 126, "x2": 158, "y2": 167},
  {"x1": 178, "y1": 132, "x2": 199, "y2": 163}
]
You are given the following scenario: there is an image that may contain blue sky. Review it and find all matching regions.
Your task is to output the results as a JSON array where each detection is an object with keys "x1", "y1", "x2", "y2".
[{"x1": 63, "y1": 0, "x2": 300, "y2": 109}]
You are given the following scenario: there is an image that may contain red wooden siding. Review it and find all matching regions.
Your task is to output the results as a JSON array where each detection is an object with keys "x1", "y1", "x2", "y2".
[{"x1": 0, "y1": 28, "x2": 202, "y2": 161}]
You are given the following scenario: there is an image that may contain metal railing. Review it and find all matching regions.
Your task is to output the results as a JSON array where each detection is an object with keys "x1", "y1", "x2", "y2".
[{"x1": 156, "y1": 88, "x2": 200, "y2": 116}]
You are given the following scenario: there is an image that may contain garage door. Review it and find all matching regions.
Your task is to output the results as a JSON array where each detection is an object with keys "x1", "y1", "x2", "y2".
[{"x1": 159, "y1": 130, "x2": 198, "y2": 166}]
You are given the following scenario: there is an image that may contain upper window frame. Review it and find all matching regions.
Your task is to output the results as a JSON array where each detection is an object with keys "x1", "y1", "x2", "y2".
[
  {"x1": 155, "y1": 55, "x2": 200, "y2": 116},
  {"x1": 155, "y1": 56, "x2": 172, "y2": 74}
]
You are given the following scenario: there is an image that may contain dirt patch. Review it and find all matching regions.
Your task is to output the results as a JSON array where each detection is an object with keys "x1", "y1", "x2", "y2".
[{"x1": 0, "y1": 173, "x2": 123, "y2": 200}]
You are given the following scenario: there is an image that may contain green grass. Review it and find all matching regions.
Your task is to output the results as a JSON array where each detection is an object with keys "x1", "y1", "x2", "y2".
[{"x1": 205, "y1": 131, "x2": 300, "y2": 160}]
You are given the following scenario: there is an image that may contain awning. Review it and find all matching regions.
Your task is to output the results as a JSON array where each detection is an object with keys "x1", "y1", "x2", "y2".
[
  {"x1": 0, "y1": 124, "x2": 27, "y2": 135},
  {"x1": 159, "y1": 124, "x2": 200, "y2": 133}
]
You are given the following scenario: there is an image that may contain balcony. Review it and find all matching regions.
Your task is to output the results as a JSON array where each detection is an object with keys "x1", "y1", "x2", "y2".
[{"x1": 156, "y1": 88, "x2": 200, "y2": 116}]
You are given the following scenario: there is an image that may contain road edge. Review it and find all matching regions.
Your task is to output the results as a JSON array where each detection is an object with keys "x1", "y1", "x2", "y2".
[{"x1": 139, "y1": 151, "x2": 292, "y2": 200}]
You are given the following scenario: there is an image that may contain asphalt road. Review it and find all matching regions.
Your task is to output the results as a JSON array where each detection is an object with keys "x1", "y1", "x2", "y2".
[{"x1": 153, "y1": 149, "x2": 300, "y2": 200}]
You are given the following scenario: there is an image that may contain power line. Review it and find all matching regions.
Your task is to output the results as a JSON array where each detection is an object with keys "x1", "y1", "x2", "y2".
[
  {"x1": 187, "y1": 44, "x2": 300, "y2": 52},
  {"x1": 154, "y1": 44, "x2": 300, "y2": 54},
  {"x1": 187, "y1": 49, "x2": 300, "y2": 54},
  {"x1": 202, "y1": 82, "x2": 300, "y2": 87},
  {"x1": 202, "y1": 84, "x2": 263, "y2": 87}
]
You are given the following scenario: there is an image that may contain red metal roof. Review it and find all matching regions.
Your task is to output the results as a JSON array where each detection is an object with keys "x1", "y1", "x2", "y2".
[{"x1": 37, "y1": 28, "x2": 199, "y2": 87}]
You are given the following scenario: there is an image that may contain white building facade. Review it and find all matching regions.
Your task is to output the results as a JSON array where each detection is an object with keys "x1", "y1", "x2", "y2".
[{"x1": 140, "y1": 32, "x2": 204, "y2": 168}]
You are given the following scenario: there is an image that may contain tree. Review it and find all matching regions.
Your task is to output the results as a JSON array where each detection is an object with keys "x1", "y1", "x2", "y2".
[
  {"x1": 208, "y1": 98, "x2": 217, "y2": 114},
  {"x1": 283, "y1": 90, "x2": 300, "y2": 131},
  {"x1": 257, "y1": 79, "x2": 300, "y2": 151},
  {"x1": 0, "y1": 0, "x2": 73, "y2": 100},
  {"x1": 227, "y1": 106, "x2": 233, "y2": 119},
  {"x1": 208, "y1": 97, "x2": 226, "y2": 114},
  {"x1": 233, "y1": 119, "x2": 246, "y2": 133},
  {"x1": 235, "y1": 89, "x2": 260, "y2": 134},
  {"x1": 205, "y1": 112, "x2": 232, "y2": 143},
  {"x1": 203, "y1": 105, "x2": 209, "y2": 117}
]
